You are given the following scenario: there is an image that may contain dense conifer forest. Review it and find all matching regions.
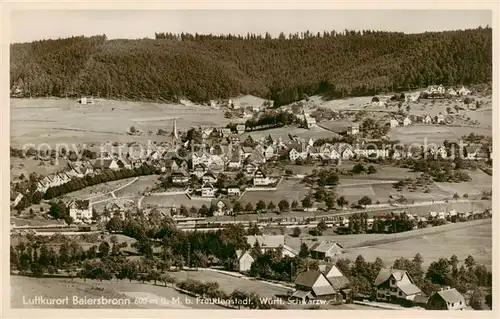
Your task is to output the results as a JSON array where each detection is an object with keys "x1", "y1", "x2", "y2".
[{"x1": 10, "y1": 27, "x2": 491, "y2": 106}]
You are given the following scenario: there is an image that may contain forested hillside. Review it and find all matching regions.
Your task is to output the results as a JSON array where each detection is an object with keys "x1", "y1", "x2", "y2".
[{"x1": 10, "y1": 27, "x2": 492, "y2": 106}]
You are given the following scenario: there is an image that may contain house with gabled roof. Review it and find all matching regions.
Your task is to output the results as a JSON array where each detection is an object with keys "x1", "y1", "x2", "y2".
[
  {"x1": 171, "y1": 170, "x2": 189, "y2": 185},
  {"x1": 318, "y1": 262, "x2": 352, "y2": 300},
  {"x1": 310, "y1": 241, "x2": 344, "y2": 260},
  {"x1": 426, "y1": 287, "x2": 466, "y2": 310},
  {"x1": 291, "y1": 270, "x2": 340, "y2": 302},
  {"x1": 289, "y1": 143, "x2": 308, "y2": 161},
  {"x1": 201, "y1": 183, "x2": 215, "y2": 198},
  {"x1": 248, "y1": 146, "x2": 266, "y2": 164},
  {"x1": 202, "y1": 171, "x2": 218, "y2": 184},
  {"x1": 211, "y1": 198, "x2": 232, "y2": 216},
  {"x1": 245, "y1": 235, "x2": 297, "y2": 257},
  {"x1": 458, "y1": 86, "x2": 471, "y2": 96},
  {"x1": 220, "y1": 128, "x2": 232, "y2": 137},
  {"x1": 192, "y1": 163, "x2": 208, "y2": 178},
  {"x1": 236, "y1": 124, "x2": 246, "y2": 134},
  {"x1": 373, "y1": 268, "x2": 423, "y2": 305},
  {"x1": 68, "y1": 200, "x2": 92, "y2": 222},
  {"x1": 423, "y1": 114, "x2": 433, "y2": 124},
  {"x1": 253, "y1": 167, "x2": 277, "y2": 186},
  {"x1": 117, "y1": 158, "x2": 132, "y2": 170},
  {"x1": 93, "y1": 158, "x2": 120, "y2": 170},
  {"x1": 235, "y1": 250, "x2": 255, "y2": 272}
]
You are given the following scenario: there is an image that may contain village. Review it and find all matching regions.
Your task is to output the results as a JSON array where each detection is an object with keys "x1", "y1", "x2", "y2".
[{"x1": 10, "y1": 83, "x2": 493, "y2": 311}]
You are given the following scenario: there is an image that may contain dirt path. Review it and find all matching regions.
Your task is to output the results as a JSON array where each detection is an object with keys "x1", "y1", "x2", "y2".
[{"x1": 87, "y1": 177, "x2": 139, "y2": 202}]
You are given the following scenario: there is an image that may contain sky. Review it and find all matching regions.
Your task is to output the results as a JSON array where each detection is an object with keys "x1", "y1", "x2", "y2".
[{"x1": 10, "y1": 10, "x2": 492, "y2": 43}]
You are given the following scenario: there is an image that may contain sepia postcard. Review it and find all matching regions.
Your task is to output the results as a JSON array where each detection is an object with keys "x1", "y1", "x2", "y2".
[{"x1": 1, "y1": 1, "x2": 498, "y2": 319}]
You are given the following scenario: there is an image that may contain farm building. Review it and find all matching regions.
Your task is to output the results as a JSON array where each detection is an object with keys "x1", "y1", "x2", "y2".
[
  {"x1": 426, "y1": 287, "x2": 467, "y2": 310},
  {"x1": 291, "y1": 270, "x2": 343, "y2": 303},
  {"x1": 310, "y1": 241, "x2": 344, "y2": 260},
  {"x1": 79, "y1": 96, "x2": 94, "y2": 105}
]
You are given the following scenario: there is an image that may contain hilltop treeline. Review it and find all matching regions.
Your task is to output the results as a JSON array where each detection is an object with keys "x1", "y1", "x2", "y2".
[{"x1": 10, "y1": 28, "x2": 492, "y2": 106}]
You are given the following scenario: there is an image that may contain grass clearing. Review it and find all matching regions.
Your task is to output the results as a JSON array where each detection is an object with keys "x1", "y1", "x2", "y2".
[
  {"x1": 10, "y1": 276, "x2": 218, "y2": 309},
  {"x1": 286, "y1": 219, "x2": 492, "y2": 270},
  {"x1": 239, "y1": 179, "x2": 310, "y2": 205},
  {"x1": 169, "y1": 270, "x2": 290, "y2": 297},
  {"x1": 10, "y1": 158, "x2": 68, "y2": 181},
  {"x1": 11, "y1": 98, "x2": 231, "y2": 147}
]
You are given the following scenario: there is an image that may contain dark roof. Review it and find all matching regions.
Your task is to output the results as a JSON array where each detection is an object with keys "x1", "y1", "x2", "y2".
[
  {"x1": 327, "y1": 276, "x2": 350, "y2": 290},
  {"x1": 312, "y1": 285, "x2": 336, "y2": 296},
  {"x1": 70, "y1": 200, "x2": 90, "y2": 210},
  {"x1": 413, "y1": 293, "x2": 429, "y2": 304},
  {"x1": 294, "y1": 270, "x2": 322, "y2": 288},
  {"x1": 373, "y1": 268, "x2": 409, "y2": 286},
  {"x1": 93, "y1": 159, "x2": 114, "y2": 168}
]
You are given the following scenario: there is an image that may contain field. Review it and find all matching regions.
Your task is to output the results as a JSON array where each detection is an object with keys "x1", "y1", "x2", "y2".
[
  {"x1": 10, "y1": 276, "x2": 219, "y2": 309},
  {"x1": 10, "y1": 158, "x2": 68, "y2": 181},
  {"x1": 312, "y1": 93, "x2": 492, "y2": 145},
  {"x1": 60, "y1": 177, "x2": 138, "y2": 201},
  {"x1": 141, "y1": 194, "x2": 209, "y2": 209},
  {"x1": 169, "y1": 270, "x2": 290, "y2": 297},
  {"x1": 286, "y1": 219, "x2": 492, "y2": 270},
  {"x1": 387, "y1": 124, "x2": 492, "y2": 145},
  {"x1": 239, "y1": 179, "x2": 310, "y2": 205},
  {"x1": 11, "y1": 98, "x2": 231, "y2": 147},
  {"x1": 113, "y1": 175, "x2": 160, "y2": 198}
]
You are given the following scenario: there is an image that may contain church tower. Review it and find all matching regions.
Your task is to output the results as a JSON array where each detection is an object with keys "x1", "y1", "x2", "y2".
[{"x1": 172, "y1": 118, "x2": 178, "y2": 140}]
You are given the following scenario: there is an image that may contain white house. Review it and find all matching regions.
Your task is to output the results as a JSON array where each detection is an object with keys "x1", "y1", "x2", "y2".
[
  {"x1": 458, "y1": 86, "x2": 471, "y2": 96},
  {"x1": 172, "y1": 170, "x2": 189, "y2": 184},
  {"x1": 227, "y1": 187, "x2": 241, "y2": 196},
  {"x1": 374, "y1": 268, "x2": 422, "y2": 303},
  {"x1": 246, "y1": 235, "x2": 297, "y2": 257},
  {"x1": 390, "y1": 119, "x2": 399, "y2": 128},
  {"x1": 236, "y1": 124, "x2": 246, "y2": 134},
  {"x1": 68, "y1": 200, "x2": 92, "y2": 222},
  {"x1": 340, "y1": 145, "x2": 355, "y2": 160},
  {"x1": 253, "y1": 167, "x2": 277, "y2": 186},
  {"x1": 426, "y1": 287, "x2": 467, "y2": 310},
  {"x1": 349, "y1": 123, "x2": 360, "y2": 135},
  {"x1": 211, "y1": 198, "x2": 232, "y2": 216},
  {"x1": 436, "y1": 114, "x2": 446, "y2": 124},
  {"x1": 423, "y1": 114, "x2": 433, "y2": 124},
  {"x1": 403, "y1": 117, "x2": 412, "y2": 126},
  {"x1": 263, "y1": 145, "x2": 275, "y2": 160},
  {"x1": 201, "y1": 183, "x2": 215, "y2": 198},
  {"x1": 236, "y1": 250, "x2": 255, "y2": 272}
]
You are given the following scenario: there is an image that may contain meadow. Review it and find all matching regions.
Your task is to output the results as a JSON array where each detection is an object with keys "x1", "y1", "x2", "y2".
[{"x1": 10, "y1": 98, "x2": 232, "y2": 147}]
